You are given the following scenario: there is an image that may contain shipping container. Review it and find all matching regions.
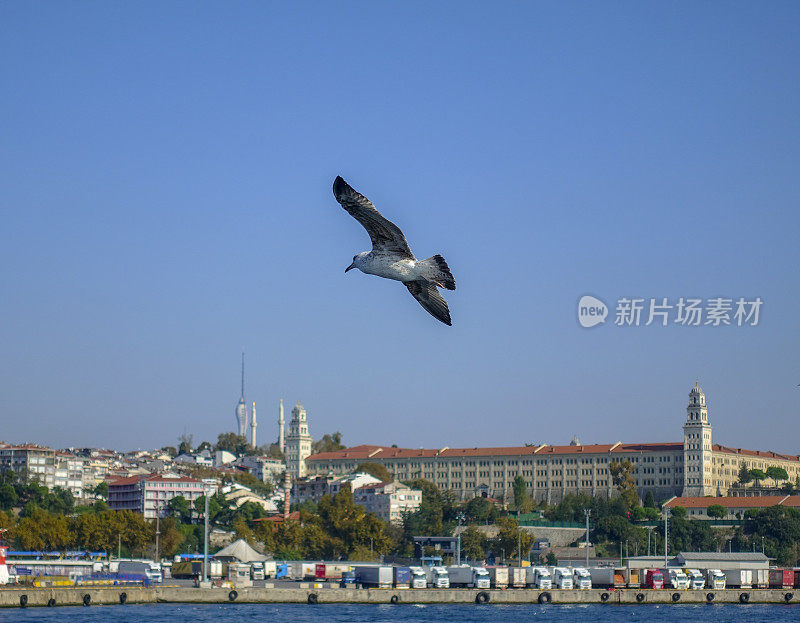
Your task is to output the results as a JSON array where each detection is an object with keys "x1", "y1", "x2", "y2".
[
  {"x1": 315, "y1": 563, "x2": 350, "y2": 580},
  {"x1": 487, "y1": 566, "x2": 509, "y2": 589},
  {"x1": 723, "y1": 569, "x2": 752, "y2": 588},
  {"x1": 394, "y1": 566, "x2": 411, "y2": 588},
  {"x1": 769, "y1": 568, "x2": 793, "y2": 589},
  {"x1": 588, "y1": 567, "x2": 615, "y2": 588},
  {"x1": 509, "y1": 567, "x2": 526, "y2": 588},
  {"x1": 354, "y1": 565, "x2": 394, "y2": 588},
  {"x1": 753, "y1": 569, "x2": 769, "y2": 588}
]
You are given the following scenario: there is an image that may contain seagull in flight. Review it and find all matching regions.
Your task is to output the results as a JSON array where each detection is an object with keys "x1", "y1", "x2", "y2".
[{"x1": 333, "y1": 176, "x2": 456, "y2": 325}]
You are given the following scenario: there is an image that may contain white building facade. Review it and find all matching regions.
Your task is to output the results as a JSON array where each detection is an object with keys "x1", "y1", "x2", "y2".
[{"x1": 285, "y1": 401, "x2": 313, "y2": 478}]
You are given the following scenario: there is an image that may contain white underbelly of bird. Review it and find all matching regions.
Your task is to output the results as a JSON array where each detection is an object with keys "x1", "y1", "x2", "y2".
[{"x1": 360, "y1": 256, "x2": 418, "y2": 282}]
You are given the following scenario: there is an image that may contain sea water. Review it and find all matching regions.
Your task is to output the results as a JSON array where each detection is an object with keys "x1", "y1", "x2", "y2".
[{"x1": 0, "y1": 603, "x2": 798, "y2": 622}]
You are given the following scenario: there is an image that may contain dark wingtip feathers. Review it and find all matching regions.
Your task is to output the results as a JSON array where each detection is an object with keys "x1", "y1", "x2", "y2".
[{"x1": 333, "y1": 176, "x2": 348, "y2": 198}]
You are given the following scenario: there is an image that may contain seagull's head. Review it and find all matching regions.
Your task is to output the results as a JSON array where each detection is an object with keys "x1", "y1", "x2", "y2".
[{"x1": 345, "y1": 252, "x2": 368, "y2": 273}]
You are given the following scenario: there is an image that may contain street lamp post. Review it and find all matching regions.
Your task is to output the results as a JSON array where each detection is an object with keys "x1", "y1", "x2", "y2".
[
  {"x1": 584, "y1": 509, "x2": 591, "y2": 568},
  {"x1": 203, "y1": 486, "x2": 210, "y2": 584},
  {"x1": 155, "y1": 502, "x2": 161, "y2": 562},
  {"x1": 456, "y1": 511, "x2": 465, "y2": 565},
  {"x1": 664, "y1": 509, "x2": 669, "y2": 567}
]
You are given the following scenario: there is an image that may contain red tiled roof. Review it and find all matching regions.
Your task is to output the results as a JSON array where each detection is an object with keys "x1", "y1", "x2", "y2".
[
  {"x1": 712, "y1": 444, "x2": 800, "y2": 463},
  {"x1": 307, "y1": 442, "x2": 683, "y2": 462}
]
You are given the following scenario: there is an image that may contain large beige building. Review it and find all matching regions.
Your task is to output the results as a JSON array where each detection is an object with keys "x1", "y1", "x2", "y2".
[{"x1": 306, "y1": 383, "x2": 800, "y2": 503}]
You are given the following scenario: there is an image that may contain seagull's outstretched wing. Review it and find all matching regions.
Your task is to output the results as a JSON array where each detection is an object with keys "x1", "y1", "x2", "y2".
[
  {"x1": 406, "y1": 280, "x2": 452, "y2": 326},
  {"x1": 333, "y1": 176, "x2": 414, "y2": 258}
]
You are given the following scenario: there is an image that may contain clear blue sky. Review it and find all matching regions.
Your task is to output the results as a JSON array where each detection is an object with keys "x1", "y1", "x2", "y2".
[{"x1": 1, "y1": 2, "x2": 798, "y2": 454}]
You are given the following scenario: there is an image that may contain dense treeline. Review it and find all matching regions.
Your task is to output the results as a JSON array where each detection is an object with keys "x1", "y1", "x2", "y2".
[{"x1": 2, "y1": 459, "x2": 799, "y2": 565}]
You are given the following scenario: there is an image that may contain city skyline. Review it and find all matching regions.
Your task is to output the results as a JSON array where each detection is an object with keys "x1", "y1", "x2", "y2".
[{"x1": 1, "y1": 3, "x2": 798, "y2": 454}]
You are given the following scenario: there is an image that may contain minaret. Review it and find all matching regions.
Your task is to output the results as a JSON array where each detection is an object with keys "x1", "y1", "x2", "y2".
[
  {"x1": 250, "y1": 401, "x2": 257, "y2": 449},
  {"x1": 278, "y1": 398, "x2": 285, "y2": 453},
  {"x1": 235, "y1": 351, "x2": 248, "y2": 438}
]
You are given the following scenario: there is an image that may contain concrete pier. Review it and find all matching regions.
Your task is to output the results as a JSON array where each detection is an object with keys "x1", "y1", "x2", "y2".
[{"x1": 0, "y1": 586, "x2": 797, "y2": 607}]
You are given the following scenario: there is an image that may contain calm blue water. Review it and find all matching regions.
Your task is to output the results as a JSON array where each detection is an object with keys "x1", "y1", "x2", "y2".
[{"x1": 0, "y1": 604, "x2": 798, "y2": 622}]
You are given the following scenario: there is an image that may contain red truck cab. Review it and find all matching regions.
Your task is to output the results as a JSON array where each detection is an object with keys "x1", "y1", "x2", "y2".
[{"x1": 644, "y1": 569, "x2": 664, "y2": 589}]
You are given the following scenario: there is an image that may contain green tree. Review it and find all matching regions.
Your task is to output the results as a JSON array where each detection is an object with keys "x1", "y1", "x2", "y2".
[
  {"x1": 460, "y1": 525, "x2": 487, "y2": 561},
  {"x1": 215, "y1": 432, "x2": 253, "y2": 456},
  {"x1": 178, "y1": 433, "x2": 194, "y2": 455},
  {"x1": 707, "y1": 504, "x2": 727, "y2": 519},
  {"x1": 463, "y1": 497, "x2": 498, "y2": 524},
  {"x1": 512, "y1": 476, "x2": 528, "y2": 512},
  {"x1": 167, "y1": 495, "x2": 192, "y2": 522},
  {"x1": 161, "y1": 446, "x2": 178, "y2": 458},
  {"x1": 356, "y1": 462, "x2": 393, "y2": 482},
  {"x1": 93, "y1": 481, "x2": 109, "y2": 500},
  {"x1": 609, "y1": 460, "x2": 638, "y2": 511},
  {"x1": 316, "y1": 484, "x2": 391, "y2": 558},
  {"x1": 670, "y1": 506, "x2": 687, "y2": 519},
  {"x1": 767, "y1": 466, "x2": 789, "y2": 485},
  {"x1": 749, "y1": 469, "x2": 767, "y2": 486},
  {"x1": 738, "y1": 463, "x2": 753, "y2": 484},
  {"x1": 0, "y1": 483, "x2": 18, "y2": 510},
  {"x1": 312, "y1": 432, "x2": 346, "y2": 454},
  {"x1": 545, "y1": 551, "x2": 557, "y2": 565},
  {"x1": 643, "y1": 491, "x2": 656, "y2": 509},
  {"x1": 491, "y1": 517, "x2": 534, "y2": 563}
]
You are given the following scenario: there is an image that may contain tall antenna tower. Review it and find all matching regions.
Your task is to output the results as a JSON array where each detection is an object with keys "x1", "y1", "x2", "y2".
[{"x1": 235, "y1": 350, "x2": 248, "y2": 437}]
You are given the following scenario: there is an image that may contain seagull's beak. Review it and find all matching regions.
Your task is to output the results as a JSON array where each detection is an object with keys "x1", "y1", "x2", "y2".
[{"x1": 345, "y1": 262, "x2": 355, "y2": 273}]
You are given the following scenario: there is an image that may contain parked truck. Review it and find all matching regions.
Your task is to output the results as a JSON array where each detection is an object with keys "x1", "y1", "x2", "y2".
[
  {"x1": 117, "y1": 561, "x2": 162, "y2": 583},
  {"x1": 705, "y1": 569, "x2": 726, "y2": 589},
  {"x1": 354, "y1": 566, "x2": 393, "y2": 588},
  {"x1": 588, "y1": 567, "x2": 615, "y2": 588},
  {"x1": 408, "y1": 566, "x2": 427, "y2": 588},
  {"x1": 427, "y1": 566, "x2": 450, "y2": 588},
  {"x1": 250, "y1": 562, "x2": 265, "y2": 581},
  {"x1": 553, "y1": 567, "x2": 574, "y2": 589},
  {"x1": 289, "y1": 562, "x2": 317, "y2": 580},
  {"x1": 487, "y1": 566, "x2": 509, "y2": 589},
  {"x1": 315, "y1": 563, "x2": 350, "y2": 581},
  {"x1": 572, "y1": 567, "x2": 592, "y2": 589},
  {"x1": 768, "y1": 568, "x2": 792, "y2": 589},
  {"x1": 527, "y1": 567, "x2": 552, "y2": 589},
  {"x1": 643, "y1": 569, "x2": 664, "y2": 589},
  {"x1": 394, "y1": 566, "x2": 411, "y2": 589},
  {"x1": 666, "y1": 568, "x2": 690, "y2": 589},
  {"x1": 509, "y1": 566, "x2": 527, "y2": 588},
  {"x1": 446, "y1": 565, "x2": 490, "y2": 588},
  {"x1": 683, "y1": 569, "x2": 705, "y2": 589},
  {"x1": 723, "y1": 569, "x2": 752, "y2": 589}
]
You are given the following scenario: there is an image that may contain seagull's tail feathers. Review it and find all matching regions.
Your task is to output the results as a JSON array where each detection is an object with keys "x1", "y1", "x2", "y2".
[{"x1": 419, "y1": 255, "x2": 456, "y2": 290}]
